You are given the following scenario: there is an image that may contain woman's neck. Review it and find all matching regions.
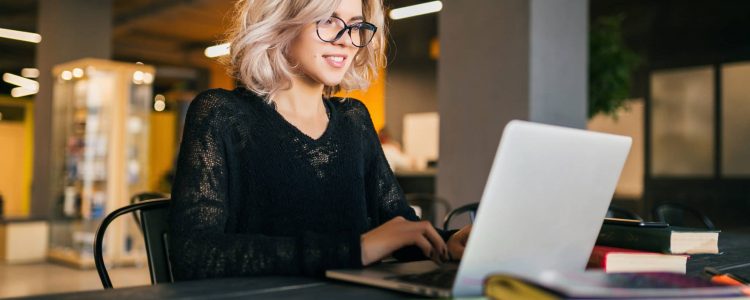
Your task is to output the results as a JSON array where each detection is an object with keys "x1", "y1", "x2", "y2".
[{"x1": 273, "y1": 75, "x2": 326, "y2": 118}]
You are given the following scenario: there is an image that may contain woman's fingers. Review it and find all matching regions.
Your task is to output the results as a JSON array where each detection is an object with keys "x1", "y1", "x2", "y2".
[
  {"x1": 421, "y1": 222, "x2": 449, "y2": 261},
  {"x1": 447, "y1": 224, "x2": 472, "y2": 260},
  {"x1": 413, "y1": 234, "x2": 435, "y2": 259}
]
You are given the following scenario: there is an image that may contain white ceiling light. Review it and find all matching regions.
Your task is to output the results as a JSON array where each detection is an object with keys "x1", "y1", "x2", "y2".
[
  {"x1": 0, "y1": 27, "x2": 42, "y2": 43},
  {"x1": 3, "y1": 72, "x2": 39, "y2": 92},
  {"x1": 389, "y1": 1, "x2": 443, "y2": 20},
  {"x1": 21, "y1": 68, "x2": 39, "y2": 78},
  {"x1": 205, "y1": 43, "x2": 230, "y2": 58},
  {"x1": 61, "y1": 70, "x2": 73, "y2": 81},
  {"x1": 11, "y1": 87, "x2": 37, "y2": 98},
  {"x1": 73, "y1": 68, "x2": 84, "y2": 78}
]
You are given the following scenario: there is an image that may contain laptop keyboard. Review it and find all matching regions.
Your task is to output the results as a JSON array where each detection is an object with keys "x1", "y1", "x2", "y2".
[{"x1": 386, "y1": 268, "x2": 457, "y2": 289}]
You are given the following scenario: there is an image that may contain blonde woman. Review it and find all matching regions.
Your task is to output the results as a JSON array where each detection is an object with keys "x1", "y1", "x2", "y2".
[{"x1": 168, "y1": 0, "x2": 471, "y2": 280}]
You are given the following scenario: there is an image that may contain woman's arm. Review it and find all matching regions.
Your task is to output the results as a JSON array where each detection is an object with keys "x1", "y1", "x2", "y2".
[
  {"x1": 354, "y1": 100, "x2": 453, "y2": 263},
  {"x1": 168, "y1": 90, "x2": 362, "y2": 280}
]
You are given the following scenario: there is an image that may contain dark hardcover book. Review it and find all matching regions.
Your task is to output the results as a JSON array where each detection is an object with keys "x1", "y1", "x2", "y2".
[{"x1": 596, "y1": 223, "x2": 719, "y2": 254}]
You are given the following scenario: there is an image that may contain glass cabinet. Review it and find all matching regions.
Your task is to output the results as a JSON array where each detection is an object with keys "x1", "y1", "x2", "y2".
[{"x1": 48, "y1": 58, "x2": 154, "y2": 268}]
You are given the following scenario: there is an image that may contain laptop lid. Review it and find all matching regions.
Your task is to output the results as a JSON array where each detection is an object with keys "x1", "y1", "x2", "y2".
[{"x1": 452, "y1": 120, "x2": 632, "y2": 296}]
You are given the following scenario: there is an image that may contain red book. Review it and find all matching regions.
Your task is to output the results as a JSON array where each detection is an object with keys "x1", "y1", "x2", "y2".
[{"x1": 587, "y1": 245, "x2": 689, "y2": 273}]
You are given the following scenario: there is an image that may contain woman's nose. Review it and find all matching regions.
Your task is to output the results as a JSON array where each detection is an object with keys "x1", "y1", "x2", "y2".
[{"x1": 332, "y1": 29, "x2": 352, "y2": 47}]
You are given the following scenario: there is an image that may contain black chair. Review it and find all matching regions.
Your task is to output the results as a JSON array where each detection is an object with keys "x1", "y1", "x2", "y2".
[
  {"x1": 606, "y1": 205, "x2": 643, "y2": 221},
  {"x1": 405, "y1": 193, "x2": 451, "y2": 225},
  {"x1": 129, "y1": 192, "x2": 169, "y2": 231},
  {"x1": 95, "y1": 198, "x2": 173, "y2": 289},
  {"x1": 652, "y1": 202, "x2": 716, "y2": 230},
  {"x1": 443, "y1": 202, "x2": 479, "y2": 231}
]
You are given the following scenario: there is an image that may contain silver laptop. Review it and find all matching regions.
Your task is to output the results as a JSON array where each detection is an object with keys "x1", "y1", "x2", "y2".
[{"x1": 326, "y1": 120, "x2": 632, "y2": 297}]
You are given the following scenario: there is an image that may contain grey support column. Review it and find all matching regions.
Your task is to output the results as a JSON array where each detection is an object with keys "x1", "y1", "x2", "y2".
[
  {"x1": 32, "y1": 0, "x2": 112, "y2": 218},
  {"x1": 437, "y1": 0, "x2": 587, "y2": 216}
]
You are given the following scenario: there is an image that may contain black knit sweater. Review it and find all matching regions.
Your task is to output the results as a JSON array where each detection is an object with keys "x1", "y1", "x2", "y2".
[{"x1": 168, "y1": 88, "x2": 449, "y2": 281}]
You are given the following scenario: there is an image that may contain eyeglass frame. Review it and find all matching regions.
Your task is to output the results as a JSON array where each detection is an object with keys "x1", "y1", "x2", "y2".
[{"x1": 315, "y1": 16, "x2": 378, "y2": 48}]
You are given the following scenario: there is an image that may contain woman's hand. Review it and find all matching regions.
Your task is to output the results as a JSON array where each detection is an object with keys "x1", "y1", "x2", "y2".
[
  {"x1": 447, "y1": 224, "x2": 472, "y2": 261},
  {"x1": 361, "y1": 216, "x2": 449, "y2": 266}
]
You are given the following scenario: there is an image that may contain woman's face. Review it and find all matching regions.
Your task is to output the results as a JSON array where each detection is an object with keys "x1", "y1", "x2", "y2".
[{"x1": 288, "y1": 0, "x2": 363, "y2": 87}]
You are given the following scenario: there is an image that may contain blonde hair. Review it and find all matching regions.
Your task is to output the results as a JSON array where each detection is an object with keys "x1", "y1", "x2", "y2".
[{"x1": 225, "y1": 0, "x2": 386, "y2": 100}]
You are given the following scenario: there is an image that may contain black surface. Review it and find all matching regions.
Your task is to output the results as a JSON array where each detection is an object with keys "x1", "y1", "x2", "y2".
[
  {"x1": 8, "y1": 277, "x2": 414, "y2": 300},
  {"x1": 11, "y1": 232, "x2": 750, "y2": 300},
  {"x1": 687, "y1": 232, "x2": 750, "y2": 281}
]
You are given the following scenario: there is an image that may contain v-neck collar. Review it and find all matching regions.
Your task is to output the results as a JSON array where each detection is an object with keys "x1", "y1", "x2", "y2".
[{"x1": 266, "y1": 98, "x2": 336, "y2": 143}]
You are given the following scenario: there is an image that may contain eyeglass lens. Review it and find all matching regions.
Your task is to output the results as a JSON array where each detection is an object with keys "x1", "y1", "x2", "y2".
[{"x1": 317, "y1": 17, "x2": 375, "y2": 47}]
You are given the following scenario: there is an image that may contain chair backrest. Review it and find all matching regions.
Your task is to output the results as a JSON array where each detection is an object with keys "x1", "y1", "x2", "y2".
[
  {"x1": 443, "y1": 202, "x2": 479, "y2": 231},
  {"x1": 130, "y1": 192, "x2": 169, "y2": 228},
  {"x1": 606, "y1": 205, "x2": 643, "y2": 221},
  {"x1": 95, "y1": 198, "x2": 172, "y2": 289},
  {"x1": 140, "y1": 199, "x2": 174, "y2": 285},
  {"x1": 405, "y1": 193, "x2": 451, "y2": 225},
  {"x1": 652, "y1": 202, "x2": 716, "y2": 230}
]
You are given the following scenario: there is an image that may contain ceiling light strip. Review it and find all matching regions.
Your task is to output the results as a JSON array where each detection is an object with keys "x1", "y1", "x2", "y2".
[
  {"x1": 0, "y1": 27, "x2": 42, "y2": 43},
  {"x1": 3, "y1": 73, "x2": 39, "y2": 92},
  {"x1": 205, "y1": 43, "x2": 230, "y2": 58},
  {"x1": 21, "y1": 68, "x2": 40, "y2": 78},
  {"x1": 11, "y1": 87, "x2": 37, "y2": 98},
  {"x1": 389, "y1": 1, "x2": 443, "y2": 20}
]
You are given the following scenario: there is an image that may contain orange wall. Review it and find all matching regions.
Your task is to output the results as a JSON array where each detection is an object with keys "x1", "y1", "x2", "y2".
[
  {"x1": 0, "y1": 97, "x2": 33, "y2": 217},
  {"x1": 336, "y1": 68, "x2": 386, "y2": 132},
  {"x1": 148, "y1": 112, "x2": 177, "y2": 193}
]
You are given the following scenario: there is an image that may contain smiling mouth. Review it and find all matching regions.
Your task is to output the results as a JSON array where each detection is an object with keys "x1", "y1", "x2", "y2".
[{"x1": 323, "y1": 55, "x2": 347, "y2": 68}]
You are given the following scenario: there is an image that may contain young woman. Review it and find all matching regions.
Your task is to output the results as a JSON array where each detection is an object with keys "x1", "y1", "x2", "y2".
[{"x1": 168, "y1": 0, "x2": 471, "y2": 281}]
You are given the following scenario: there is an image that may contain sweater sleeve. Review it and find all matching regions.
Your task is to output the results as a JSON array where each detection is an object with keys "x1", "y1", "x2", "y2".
[
  {"x1": 168, "y1": 90, "x2": 362, "y2": 281},
  {"x1": 354, "y1": 100, "x2": 455, "y2": 261}
]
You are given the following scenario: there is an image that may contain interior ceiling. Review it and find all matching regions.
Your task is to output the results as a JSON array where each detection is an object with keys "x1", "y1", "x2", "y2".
[
  {"x1": 0, "y1": 0, "x2": 235, "y2": 73},
  {"x1": 0, "y1": 0, "x2": 427, "y2": 76}
]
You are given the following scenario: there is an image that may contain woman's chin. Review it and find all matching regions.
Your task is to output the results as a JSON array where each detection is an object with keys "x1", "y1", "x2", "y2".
[{"x1": 319, "y1": 76, "x2": 345, "y2": 87}]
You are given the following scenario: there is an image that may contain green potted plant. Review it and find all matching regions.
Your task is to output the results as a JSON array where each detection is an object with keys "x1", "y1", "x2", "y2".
[{"x1": 589, "y1": 14, "x2": 640, "y2": 119}]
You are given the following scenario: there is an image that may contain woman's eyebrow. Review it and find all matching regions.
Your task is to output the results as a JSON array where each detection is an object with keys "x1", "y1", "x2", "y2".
[{"x1": 332, "y1": 13, "x2": 365, "y2": 22}]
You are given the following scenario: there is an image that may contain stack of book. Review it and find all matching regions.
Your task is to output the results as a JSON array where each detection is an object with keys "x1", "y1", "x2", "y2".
[{"x1": 587, "y1": 218, "x2": 720, "y2": 274}]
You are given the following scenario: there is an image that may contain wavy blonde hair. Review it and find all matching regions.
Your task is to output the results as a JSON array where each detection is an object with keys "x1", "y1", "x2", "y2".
[{"x1": 225, "y1": 0, "x2": 386, "y2": 100}]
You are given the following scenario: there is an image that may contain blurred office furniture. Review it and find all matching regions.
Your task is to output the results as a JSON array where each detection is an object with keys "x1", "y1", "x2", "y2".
[
  {"x1": 652, "y1": 202, "x2": 716, "y2": 230},
  {"x1": 0, "y1": 218, "x2": 48, "y2": 263},
  {"x1": 405, "y1": 193, "x2": 450, "y2": 226},
  {"x1": 443, "y1": 202, "x2": 479, "y2": 231},
  {"x1": 395, "y1": 168, "x2": 436, "y2": 194},
  {"x1": 402, "y1": 112, "x2": 439, "y2": 170},
  {"x1": 95, "y1": 198, "x2": 172, "y2": 288},
  {"x1": 49, "y1": 58, "x2": 155, "y2": 268},
  {"x1": 396, "y1": 169, "x2": 447, "y2": 225},
  {"x1": 606, "y1": 205, "x2": 643, "y2": 221}
]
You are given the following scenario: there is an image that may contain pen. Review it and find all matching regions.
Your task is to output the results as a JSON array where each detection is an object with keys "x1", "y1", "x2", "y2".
[{"x1": 704, "y1": 266, "x2": 750, "y2": 286}]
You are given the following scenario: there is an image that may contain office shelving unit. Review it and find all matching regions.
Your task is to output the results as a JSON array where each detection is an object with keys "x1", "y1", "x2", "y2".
[{"x1": 48, "y1": 58, "x2": 154, "y2": 268}]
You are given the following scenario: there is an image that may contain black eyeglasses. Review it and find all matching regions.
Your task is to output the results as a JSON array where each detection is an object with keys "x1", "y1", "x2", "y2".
[{"x1": 316, "y1": 16, "x2": 377, "y2": 48}]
